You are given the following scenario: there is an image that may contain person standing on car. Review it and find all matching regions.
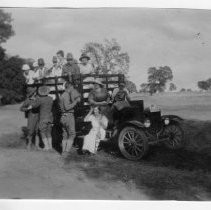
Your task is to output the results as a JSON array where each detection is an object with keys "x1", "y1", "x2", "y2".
[
  {"x1": 59, "y1": 81, "x2": 81, "y2": 155},
  {"x1": 62, "y1": 53, "x2": 80, "y2": 82},
  {"x1": 78, "y1": 53, "x2": 94, "y2": 74},
  {"x1": 28, "y1": 86, "x2": 54, "y2": 151},
  {"x1": 22, "y1": 64, "x2": 34, "y2": 85},
  {"x1": 32, "y1": 58, "x2": 47, "y2": 82},
  {"x1": 56, "y1": 50, "x2": 66, "y2": 69},
  {"x1": 20, "y1": 87, "x2": 40, "y2": 150},
  {"x1": 46, "y1": 56, "x2": 62, "y2": 78}
]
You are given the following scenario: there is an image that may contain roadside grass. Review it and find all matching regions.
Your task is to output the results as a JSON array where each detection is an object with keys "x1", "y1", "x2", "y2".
[
  {"x1": 0, "y1": 132, "x2": 25, "y2": 149},
  {"x1": 64, "y1": 145, "x2": 211, "y2": 200}
]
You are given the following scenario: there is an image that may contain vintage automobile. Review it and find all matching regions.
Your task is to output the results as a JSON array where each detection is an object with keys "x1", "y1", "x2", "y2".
[{"x1": 27, "y1": 73, "x2": 184, "y2": 161}]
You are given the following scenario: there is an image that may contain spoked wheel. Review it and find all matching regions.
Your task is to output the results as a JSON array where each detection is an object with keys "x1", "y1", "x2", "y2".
[
  {"x1": 118, "y1": 126, "x2": 148, "y2": 161},
  {"x1": 163, "y1": 124, "x2": 184, "y2": 149}
]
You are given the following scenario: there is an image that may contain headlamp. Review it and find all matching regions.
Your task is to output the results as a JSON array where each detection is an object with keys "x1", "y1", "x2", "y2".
[
  {"x1": 164, "y1": 118, "x2": 170, "y2": 125},
  {"x1": 144, "y1": 119, "x2": 151, "y2": 128}
]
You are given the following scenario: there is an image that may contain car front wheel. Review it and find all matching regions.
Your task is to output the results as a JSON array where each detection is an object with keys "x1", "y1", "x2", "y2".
[
  {"x1": 163, "y1": 124, "x2": 184, "y2": 149},
  {"x1": 118, "y1": 126, "x2": 149, "y2": 161}
]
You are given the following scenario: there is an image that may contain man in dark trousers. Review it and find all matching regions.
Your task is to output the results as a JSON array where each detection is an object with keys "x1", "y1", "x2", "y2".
[
  {"x1": 28, "y1": 86, "x2": 54, "y2": 151},
  {"x1": 20, "y1": 87, "x2": 40, "y2": 150},
  {"x1": 59, "y1": 81, "x2": 81, "y2": 155}
]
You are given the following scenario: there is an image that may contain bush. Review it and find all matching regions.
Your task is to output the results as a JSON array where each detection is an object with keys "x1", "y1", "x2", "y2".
[{"x1": 0, "y1": 53, "x2": 26, "y2": 105}]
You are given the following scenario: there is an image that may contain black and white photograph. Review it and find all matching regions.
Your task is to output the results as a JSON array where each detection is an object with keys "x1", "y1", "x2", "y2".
[{"x1": 0, "y1": 1, "x2": 211, "y2": 203}]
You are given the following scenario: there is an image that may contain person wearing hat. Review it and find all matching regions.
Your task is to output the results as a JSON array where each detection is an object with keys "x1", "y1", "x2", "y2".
[
  {"x1": 28, "y1": 86, "x2": 54, "y2": 151},
  {"x1": 59, "y1": 81, "x2": 81, "y2": 155},
  {"x1": 22, "y1": 64, "x2": 35, "y2": 84},
  {"x1": 112, "y1": 82, "x2": 130, "y2": 103},
  {"x1": 20, "y1": 87, "x2": 40, "y2": 150},
  {"x1": 111, "y1": 82, "x2": 131, "y2": 111},
  {"x1": 56, "y1": 50, "x2": 66, "y2": 68},
  {"x1": 45, "y1": 56, "x2": 62, "y2": 78},
  {"x1": 62, "y1": 53, "x2": 80, "y2": 82},
  {"x1": 88, "y1": 78, "x2": 111, "y2": 120},
  {"x1": 79, "y1": 53, "x2": 94, "y2": 74},
  {"x1": 32, "y1": 58, "x2": 47, "y2": 82}
]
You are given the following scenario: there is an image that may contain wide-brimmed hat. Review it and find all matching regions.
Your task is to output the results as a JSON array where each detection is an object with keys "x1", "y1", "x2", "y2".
[
  {"x1": 22, "y1": 64, "x2": 30, "y2": 71},
  {"x1": 66, "y1": 53, "x2": 74, "y2": 60},
  {"x1": 26, "y1": 87, "x2": 36, "y2": 97},
  {"x1": 38, "y1": 58, "x2": 45, "y2": 66},
  {"x1": 119, "y1": 82, "x2": 126, "y2": 87},
  {"x1": 38, "y1": 86, "x2": 50, "y2": 96},
  {"x1": 79, "y1": 53, "x2": 90, "y2": 61},
  {"x1": 93, "y1": 78, "x2": 104, "y2": 87}
]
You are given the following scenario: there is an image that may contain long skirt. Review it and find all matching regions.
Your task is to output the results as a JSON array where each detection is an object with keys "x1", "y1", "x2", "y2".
[{"x1": 83, "y1": 129, "x2": 105, "y2": 154}]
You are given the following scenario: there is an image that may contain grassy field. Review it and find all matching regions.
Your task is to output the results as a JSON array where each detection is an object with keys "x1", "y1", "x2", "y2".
[
  {"x1": 130, "y1": 92, "x2": 211, "y2": 153},
  {"x1": 0, "y1": 92, "x2": 211, "y2": 200},
  {"x1": 131, "y1": 91, "x2": 211, "y2": 121}
]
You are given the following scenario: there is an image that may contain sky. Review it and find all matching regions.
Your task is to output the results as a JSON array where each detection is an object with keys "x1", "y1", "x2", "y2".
[{"x1": 2, "y1": 7, "x2": 211, "y2": 90}]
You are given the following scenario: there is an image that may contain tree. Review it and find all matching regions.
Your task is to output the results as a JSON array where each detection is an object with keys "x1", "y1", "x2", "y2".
[
  {"x1": 0, "y1": 46, "x2": 5, "y2": 60},
  {"x1": 0, "y1": 9, "x2": 26, "y2": 105},
  {"x1": 180, "y1": 88, "x2": 186, "y2": 92},
  {"x1": 197, "y1": 81, "x2": 210, "y2": 90},
  {"x1": 169, "y1": 83, "x2": 177, "y2": 91},
  {"x1": 0, "y1": 56, "x2": 26, "y2": 104},
  {"x1": 140, "y1": 83, "x2": 149, "y2": 93},
  {"x1": 206, "y1": 78, "x2": 211, "y2": 87},
  {"x1": 0, "y1": 9, "x2": 15, "y2": 44},
  {"x1": 82, "y1": 39, "x2": 130, "y2": 74},
  {"x1": 147, "y1": 66, "x2": 173, "y2": 95},
  {"x1": 125, "y1": 79, "x2": 137, "y2": 93}
]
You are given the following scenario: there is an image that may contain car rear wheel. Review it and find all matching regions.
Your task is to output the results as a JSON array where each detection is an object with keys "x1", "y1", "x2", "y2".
[
  {"x1": 163, "y1": 124, "x2": 184, "y2": 149},
  {"x1": 118, "y1": 126, "x2": 148, "y2": 161}
]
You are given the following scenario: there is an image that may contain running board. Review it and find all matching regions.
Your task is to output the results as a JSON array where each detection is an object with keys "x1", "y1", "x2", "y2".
[{"x1": 148, "y1": 137, "x2": 169, "y2": 145}]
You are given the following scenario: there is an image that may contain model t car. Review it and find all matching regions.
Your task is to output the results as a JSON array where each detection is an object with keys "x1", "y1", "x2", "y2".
[{"x1": 27, "y1": 73, "x2": 184, "y2": 161}]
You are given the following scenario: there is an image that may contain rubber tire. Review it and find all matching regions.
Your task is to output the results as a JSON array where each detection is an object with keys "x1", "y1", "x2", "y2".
[
  {"x1": 163, "y1": 124, "x2": 184, "y2": 149},
  {"x1": 118, "y1": 126, "x2": 149, "y2": 161}
]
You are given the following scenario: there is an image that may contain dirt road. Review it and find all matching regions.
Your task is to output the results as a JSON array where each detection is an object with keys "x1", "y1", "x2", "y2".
[
  {"x1": 0, "y1": 104, "x2": 147, "y2": 199},
  {"x1": 0, "y1": 148, "x2": 148, "y2": 199},
  {"x1": 0, "y1": 103, "x2": 211, "y2": 200}
]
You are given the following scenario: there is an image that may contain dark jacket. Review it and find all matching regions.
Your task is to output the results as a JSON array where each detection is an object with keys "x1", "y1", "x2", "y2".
[
  {"x1": 31, "y1": 96, "x2": 53, "y2": 122},
  {"x1": 20, "y1": 97, "x2": 39, "y2": 118}
]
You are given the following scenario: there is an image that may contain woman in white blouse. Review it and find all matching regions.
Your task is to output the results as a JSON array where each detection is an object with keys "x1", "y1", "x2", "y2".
[{"x1": 82, "y1": 106, "x2": 108, "y2": 155}]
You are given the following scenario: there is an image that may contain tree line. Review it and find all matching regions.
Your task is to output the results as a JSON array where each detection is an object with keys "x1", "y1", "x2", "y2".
[{"x1": 197, "y1": 78, "x2": 211, "y2": 91}]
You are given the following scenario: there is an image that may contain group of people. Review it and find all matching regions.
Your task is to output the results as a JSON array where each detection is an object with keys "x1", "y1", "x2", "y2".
[
  {"x1": 22, "y1": 50, "x2": 95, "y2": 85},
  {"x1": 20, "y1": 50, "x2": 131, "y2": 156}
]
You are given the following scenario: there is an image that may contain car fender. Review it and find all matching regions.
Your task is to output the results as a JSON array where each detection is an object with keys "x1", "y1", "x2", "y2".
[{"x1": 111, "y1": 120, "x2": 146, "y2": 144}]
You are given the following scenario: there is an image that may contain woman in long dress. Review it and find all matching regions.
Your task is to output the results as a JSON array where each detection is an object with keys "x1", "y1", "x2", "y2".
[{"x1": 82, "y1": 106, "x2": 108, "y2": 154}]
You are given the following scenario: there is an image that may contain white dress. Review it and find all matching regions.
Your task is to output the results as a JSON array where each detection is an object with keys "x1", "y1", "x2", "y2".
[{"x1": 83, "y1": 114, "x2": 108, "y2": 154}]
